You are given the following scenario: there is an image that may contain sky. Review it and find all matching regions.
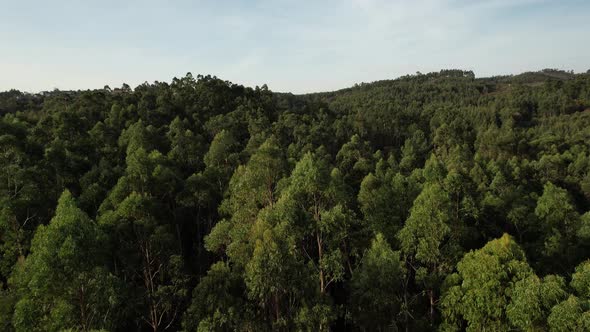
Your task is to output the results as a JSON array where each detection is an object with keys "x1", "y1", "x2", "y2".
[{"x1": 1, "y1": 0, "x2": 589, "y2": 94}]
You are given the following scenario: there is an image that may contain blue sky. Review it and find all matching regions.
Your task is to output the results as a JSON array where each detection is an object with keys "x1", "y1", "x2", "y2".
[{"x1": 1, "y1": 0, "x2": 589, "y2": 93}]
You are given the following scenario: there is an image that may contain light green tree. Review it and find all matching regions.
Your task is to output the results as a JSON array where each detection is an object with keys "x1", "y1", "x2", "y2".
[
  {"x1": 535, "y1": 182, "x2": 581, "y2": 268},
  {"x1": 12, "y1": 190, "x2": 119, "y2": 332},
  {"x1": 440, "y1": 234, "x2": 534, "y2": 331},
  {"x1": 548, "y1": 260, "x2": 590, "y2": 331},
  {"x1": 397, "y1": 180, "x2": 456, "y2": 323},
  {"x1": 506, "y1": 274, "x2": 567, "y2": 330}
]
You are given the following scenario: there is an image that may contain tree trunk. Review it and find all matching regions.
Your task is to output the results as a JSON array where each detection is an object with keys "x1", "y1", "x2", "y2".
[
  {"x1": 317, "y1": 231, "x2": 325, "y2": 294},
  {"x1": 274, "y1": 293, "x2": 280, "y2": 323},
  {"x1": 428, "y1": 289, "x2": 435, "y2": 324}
]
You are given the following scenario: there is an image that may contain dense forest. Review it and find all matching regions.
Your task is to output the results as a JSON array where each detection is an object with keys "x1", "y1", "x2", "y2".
[{"x1": 1, "y1": 69, "x2": 590, "y2": 331}]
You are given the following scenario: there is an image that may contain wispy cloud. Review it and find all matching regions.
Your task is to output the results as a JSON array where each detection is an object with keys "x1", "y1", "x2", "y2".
[{"x1": 0, "y1": 0, "x2": 588, "y2": 93}]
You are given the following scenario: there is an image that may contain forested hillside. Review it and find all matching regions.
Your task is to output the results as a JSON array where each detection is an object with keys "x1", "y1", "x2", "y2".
[{"x1": 1, "y1": 69, "x2": 590, "y2": 331}]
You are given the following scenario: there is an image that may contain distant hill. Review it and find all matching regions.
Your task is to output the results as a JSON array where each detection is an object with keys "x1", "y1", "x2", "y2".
[{"x1": 486, "y1": 68, "x2": 576, "y2": 85}]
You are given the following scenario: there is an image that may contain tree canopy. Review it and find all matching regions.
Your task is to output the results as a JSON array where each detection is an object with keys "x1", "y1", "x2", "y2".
[{"x1": 1, "y1": 69, "x2": 590, "y2": 330}]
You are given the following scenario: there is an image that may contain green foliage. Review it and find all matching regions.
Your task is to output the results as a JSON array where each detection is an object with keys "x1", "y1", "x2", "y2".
[
  {"x1": 506, "y1": 274, "x2": 568, "y2": 330},
  {"x1": 336, "y1": 134, "x2": 374, "y2": 187},
  {"x1": 534, "y1": 182, "x2": 582, "y2": 270},
  {"x1": 182, "y1": 262, "x2": 247, "y2": 331},
  {"x1": 440, "y1": 234, "x2": 534, "y2": 331},
  {"x1": 571, "y1": 260, "x2": 590, "y2": 299},
  {"x1": 398, "y1": 182, "x2": 451, "y2": 265},
  {"x1": 547, "y1": 296, "x2": 588, "y2": 332},
  {"x1": 358, "y1": 160, "x2": 421, "y2": 243},
  {"x1": 245, "y1": 219, "x2": 306, "y2": 329},
  {"x1": 350, "y1": 233, "x2": 405, "y2": 330},
  {"x1": 0, "y1": 286, "x2": 16, "y2": 332},
  {"x1": 12, "y1": 190, "x2": 120, "y2": 331},
  {"x1": 2, "y1": 70, "x2": 590, "y2": 330}
]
